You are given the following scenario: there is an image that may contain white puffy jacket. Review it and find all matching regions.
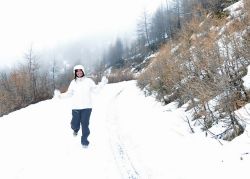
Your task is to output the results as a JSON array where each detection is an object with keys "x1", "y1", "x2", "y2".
[{"x1": 62, "y1": 76, "x2": 107, "y2": 110}]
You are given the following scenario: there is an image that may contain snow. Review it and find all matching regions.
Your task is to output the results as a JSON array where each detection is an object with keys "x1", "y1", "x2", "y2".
[
  {"x1": 1, "y1": 1, "x2": 250, "y2": 178},
  {"x1": 0, "y1": 80, "x2": 250, "y2": 179},
  {"x1": 243, "y1": 65, "x2": 250, "y2": 90},
  {"x1": 224, "y1": 0, "x2": 244, "y2": 18}
]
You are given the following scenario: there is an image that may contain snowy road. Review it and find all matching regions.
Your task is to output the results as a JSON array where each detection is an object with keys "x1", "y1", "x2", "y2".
[
  {"x1": 104, "y1": 87, "x2": 145, "y2": 179},
  {"x1": 0, "y1": 81, "x2": 150, "y2": 179},
  {"x1": 0, "y1": 80, "x2": 250, "y2": 179}
]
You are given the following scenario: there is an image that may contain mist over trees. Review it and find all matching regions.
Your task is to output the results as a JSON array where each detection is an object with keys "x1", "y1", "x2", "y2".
[
  {"x1": 102, "y1": 0, "x2": 239, "y2": 69},
  {"x1": 0, "y1": 47, "x2": 52, "y2": 116}
]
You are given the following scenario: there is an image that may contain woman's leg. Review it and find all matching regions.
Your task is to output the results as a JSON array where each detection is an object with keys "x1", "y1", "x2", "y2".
[
  {"x1": 71, "y1": 110, "x2": 81, "y2": 134},
  {"x1": 80, "y1": 108, "x2": 92, "y2": 146}
]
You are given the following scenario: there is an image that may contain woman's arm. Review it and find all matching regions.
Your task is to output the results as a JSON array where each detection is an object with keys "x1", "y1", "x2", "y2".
[
  {"x1": 53, "y1": 80, "x2": 74, "y2": 99},
  {"x1": 91, "y1": 76, "x2": 108, "y2": 93}
]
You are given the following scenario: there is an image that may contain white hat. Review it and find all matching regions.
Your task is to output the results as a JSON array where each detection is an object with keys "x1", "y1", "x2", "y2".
[{"x1": 73, "y1": 65, "x2": 85, "y2": 74}]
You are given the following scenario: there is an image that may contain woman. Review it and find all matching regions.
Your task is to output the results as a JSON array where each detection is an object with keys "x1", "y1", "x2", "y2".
[{"x1": 57, "y1": 64, "x2": 107, "y2": 148}]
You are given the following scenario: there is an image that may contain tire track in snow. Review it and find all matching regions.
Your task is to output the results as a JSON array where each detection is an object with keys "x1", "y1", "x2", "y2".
[
  {"x1": 108, "y1": 128, "x2": 140, "y2": 179},
  {"x1": 105, "y1": 88, "x2": 147, "y2": 179}
]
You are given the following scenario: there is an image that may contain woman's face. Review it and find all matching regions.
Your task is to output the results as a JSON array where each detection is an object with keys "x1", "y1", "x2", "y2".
[{"x1": 76, "y1": 69, "x2": 84, "y2": 78}]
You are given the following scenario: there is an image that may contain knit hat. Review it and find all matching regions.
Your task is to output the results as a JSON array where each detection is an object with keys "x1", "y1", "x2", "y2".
[{"x1": 73, "y1": 65, "x2": 85, "y2": 74}]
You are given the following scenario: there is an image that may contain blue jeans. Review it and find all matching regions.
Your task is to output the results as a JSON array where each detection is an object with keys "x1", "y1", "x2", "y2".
[{"x1": 71, "y1": 108, "x2": 92, "y2": 145}]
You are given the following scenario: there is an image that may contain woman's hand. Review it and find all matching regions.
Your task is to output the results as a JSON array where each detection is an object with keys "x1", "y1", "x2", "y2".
[
  {"x1": 53, "y1": 89, "x2": 61, "y2": 99},
  {"x1": 101, "y1": 76, "x2": 108, "y2": 84}
]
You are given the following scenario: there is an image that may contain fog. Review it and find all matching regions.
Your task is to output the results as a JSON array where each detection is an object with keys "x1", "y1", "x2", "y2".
[{"x1": 0, "y1": 0, "x2": 163, "y2": 70}]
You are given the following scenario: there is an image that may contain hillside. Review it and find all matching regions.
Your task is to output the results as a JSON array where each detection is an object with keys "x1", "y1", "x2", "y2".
[{"x1": 134, "y1": 0, "x2": 250, "y2": 140}]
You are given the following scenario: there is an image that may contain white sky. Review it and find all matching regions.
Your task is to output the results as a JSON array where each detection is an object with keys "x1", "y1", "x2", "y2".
[
  {"x1": 0, "y1": 0, "x2": 163, "y2": 67},
  {"x1": 0, "y1": 80, "x2": 250, "y2": 178}
]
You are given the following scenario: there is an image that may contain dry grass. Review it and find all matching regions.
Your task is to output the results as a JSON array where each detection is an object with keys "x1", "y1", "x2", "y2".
[{"x1": 107, "y1": 68, "x2": 135, "y2": 84}]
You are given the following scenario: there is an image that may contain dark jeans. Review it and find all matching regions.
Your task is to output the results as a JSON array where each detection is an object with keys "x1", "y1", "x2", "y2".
[{"x1": 71, "y1": 108, "x2": 92, "y2": 145}]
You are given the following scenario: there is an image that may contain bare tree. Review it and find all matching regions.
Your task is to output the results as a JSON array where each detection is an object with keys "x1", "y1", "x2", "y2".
[
  {"x1": 24, "y1": 46, "x2": 39, "y2": 101},
  {"x1": 151, "y1": 6, "x2": 168, "y2": 46},
  {"x1": 51, "y1": 55, "x2": 58, "y2": 91},
  {"x1": 166, "y1": 0, "x2": 173, "y2": 40},
  {"x1": 137, "y1": 9, "x2": 153, "y2": 51}
]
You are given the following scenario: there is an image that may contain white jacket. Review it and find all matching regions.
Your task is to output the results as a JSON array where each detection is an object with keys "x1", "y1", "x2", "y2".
[{"x1": 62, "y1": 77, "x2": 106, "y2": 110}]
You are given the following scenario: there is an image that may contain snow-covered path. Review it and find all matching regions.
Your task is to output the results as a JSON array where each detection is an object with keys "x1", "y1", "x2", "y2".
[{"x1": 0, "y1": 80, "x2": 250, "y2": 179}]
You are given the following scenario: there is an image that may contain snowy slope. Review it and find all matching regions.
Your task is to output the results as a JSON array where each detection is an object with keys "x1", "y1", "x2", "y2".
[{"x1": 0, "y1": 80, "x2": 250, "y2": 179}]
